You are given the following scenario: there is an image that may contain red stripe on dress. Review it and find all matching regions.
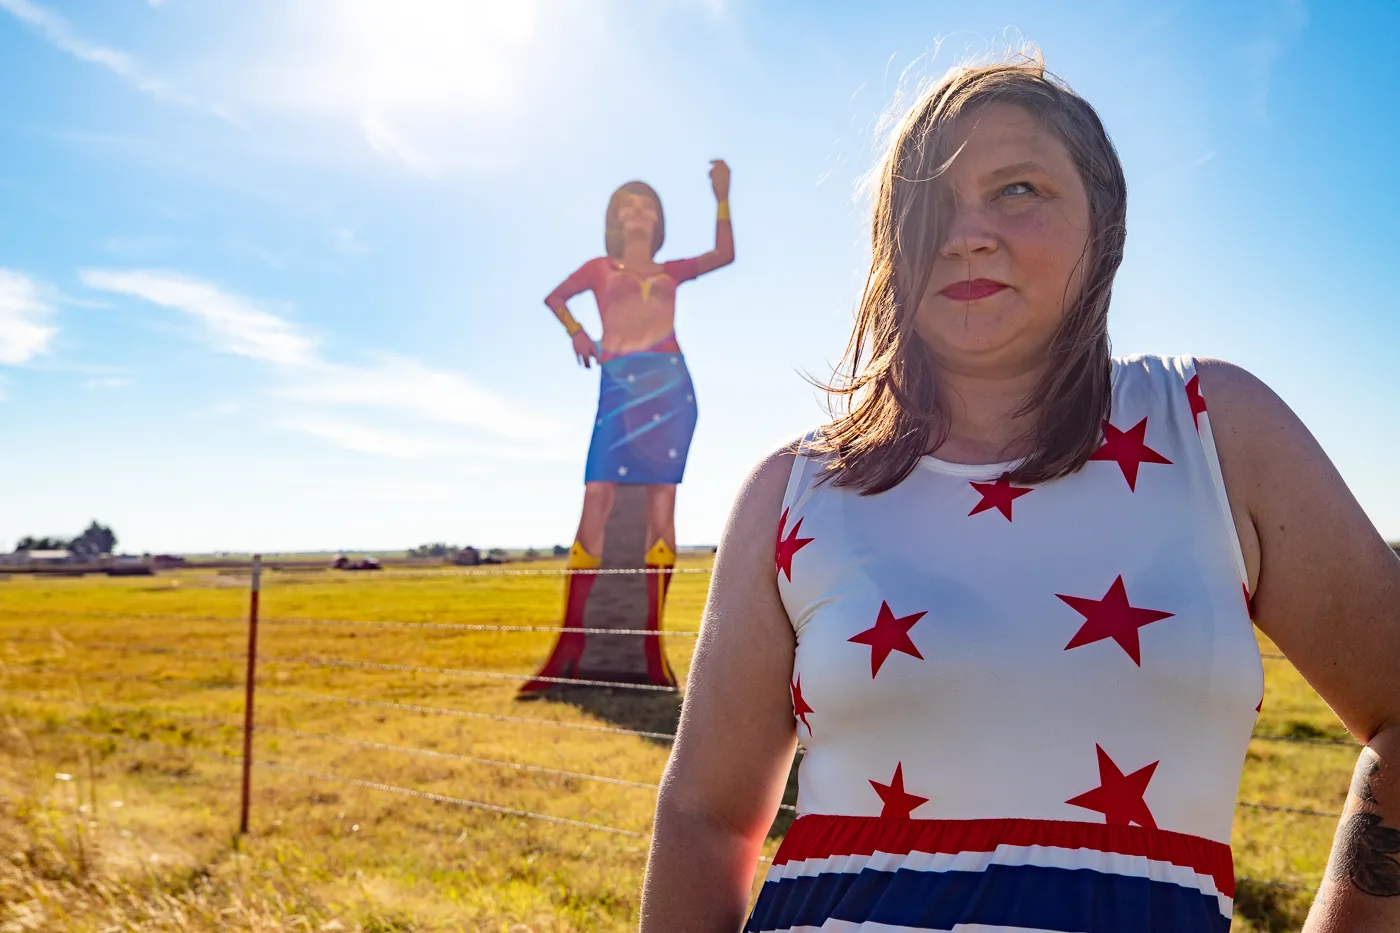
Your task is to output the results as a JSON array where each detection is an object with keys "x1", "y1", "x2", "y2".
[{"x1": 771, "y1": 814, "x2": 1234, "y2": 898}]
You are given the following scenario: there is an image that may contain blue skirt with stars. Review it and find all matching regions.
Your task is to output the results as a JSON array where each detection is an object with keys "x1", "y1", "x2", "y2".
[{"x1": 584, "y1": 351, "x2": 697, "y2": 485}]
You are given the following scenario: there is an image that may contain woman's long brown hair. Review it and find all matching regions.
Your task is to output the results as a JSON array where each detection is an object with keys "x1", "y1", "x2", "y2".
[{"x1": 814, "y1": 53, "x2": 1128, "y2": 493}]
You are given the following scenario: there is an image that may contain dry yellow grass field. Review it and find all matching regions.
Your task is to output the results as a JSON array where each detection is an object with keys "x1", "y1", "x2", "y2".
[{"x1": 0, "y1": 561, "x2": 1360, "y2": 931}]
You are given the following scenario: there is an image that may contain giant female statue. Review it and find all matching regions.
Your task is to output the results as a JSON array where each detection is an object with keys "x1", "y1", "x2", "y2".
[{"x1": 522, "y1": 161, "x2": 734, "y2": 690}]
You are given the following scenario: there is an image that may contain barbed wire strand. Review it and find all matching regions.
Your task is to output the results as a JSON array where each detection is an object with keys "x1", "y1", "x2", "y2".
[
  {"x1": 9, "y1": 695, "x2": 1333, "y2": 822},
  {"x1": 264, "y1": 726, "x2": 664, "y2": 792},
  {"x1": 0, "y1": 567, "x2": 712, "y2": 587},
  {"x1": 2, "y1": 657, "x2": 1365, "y2": 751},
  {"x1": 30, "y1": 693, "x2": 674, "y2": 796},
  {"x1": 261, "y1": 762, "x2": 652, "y2": 837},
  {"x1": 260, "y1": 688, "x2": 677, "y2": 741},
  {"x1": 49, "y1": 726, "x2": 654, "y2": 839},
  {"x1": 1238, "y1": 877, "x2": 1311, "y2": 894},
  {"x1": 1237, "y1": 801, "x2": 1339, "y2": 820},
  {"x1": 11, "y1": 640, "x2": 682, "y2": 693},
  {"x1": 18, "y1": 719, "x2": 1323, "y2": 883},
  {"x1": 1, "y1": 694, "x2": 675, "y2": 796},
  {"x1": 1, "y1": 608, "x2": 700, "y2": 637},
  {"x1": 310, "y1": 566, "x2": 712, "y2": 578}
]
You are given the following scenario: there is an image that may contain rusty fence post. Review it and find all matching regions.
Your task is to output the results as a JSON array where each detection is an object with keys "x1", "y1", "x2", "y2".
[{"x1": 239, "y1": 553, "x2": 262, "y2": 834}]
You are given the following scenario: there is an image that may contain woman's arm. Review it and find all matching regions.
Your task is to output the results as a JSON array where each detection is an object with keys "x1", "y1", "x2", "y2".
[
  {"x1": 639, "y1": 448, "x2": 799, "y2": 932},
  {"x1": 1199, "y1": 360, "x2": 1400, "y2": 928},
  {"x1": 543, "y1": 259, "x2": 600, "y2": 368}
]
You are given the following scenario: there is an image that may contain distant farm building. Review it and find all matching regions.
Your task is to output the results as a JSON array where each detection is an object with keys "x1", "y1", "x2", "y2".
[
  {"x1": 453, "y1": 547, "x2": 481, "y2": 566},
  {"x1": 23, "y1": 550, "x2": 74, "y2": 565}
]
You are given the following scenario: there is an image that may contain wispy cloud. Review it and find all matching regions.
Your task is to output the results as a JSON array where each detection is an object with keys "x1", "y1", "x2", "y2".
[
  {"x1": 81, "y1": 376, "x2": 135, "y2": 389},
  {"x1": 1241, "y1": 0, "x2": 1308, "y2": 122},
  {"x1": 361, "y1": 113, "x2": 436, "y2": 176},
  {"x1": 0, "y1": 0, "x2": 196, "y2": 107},
  {"x1": 0, "y1": 269, "x2": 58, "y2": 366},
  {"x1": 81, "y1": 269, "x2": 319, "y2": 366},
  {"x1": 332, "y1": 227, "x2": 370, "y2": 255},
  {"x1": 275, "y1": 355, "x2": 555, "y2": 439},
  {"x1": 1191, "y1": 150, "x2": 1217, "y2": 169},
  {"x1": 81, "y1": 268, "x2": 559, "y2": 456},
  {"x1": 279, "y1": 415, "x2": 565, "y2": 461},
  {"x1": 101, "y1": 234, "x2": 183, "y2": 260}
]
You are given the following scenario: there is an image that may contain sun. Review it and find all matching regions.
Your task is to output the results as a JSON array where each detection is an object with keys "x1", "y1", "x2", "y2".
[{"x1": 335, "y1": 0, "x2": 536, "y2": 110}]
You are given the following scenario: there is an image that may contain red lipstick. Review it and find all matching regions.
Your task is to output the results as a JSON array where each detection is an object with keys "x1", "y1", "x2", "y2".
[{"x1": 940, "y1": 279, "x2": 1008, "y2": 301}]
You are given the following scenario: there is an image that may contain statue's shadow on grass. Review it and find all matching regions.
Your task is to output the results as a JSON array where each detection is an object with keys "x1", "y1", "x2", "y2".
[
  {"x1": 520, "y1": 686, "x2": 682, "y2": 747},
  {"x1": 519, "y1": 686, "x2": 801, "y2": 839}
]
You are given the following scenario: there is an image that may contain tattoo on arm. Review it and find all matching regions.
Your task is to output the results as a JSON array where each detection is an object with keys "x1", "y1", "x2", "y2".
[{"x1": 1328, "y1": 749, "x2": 1400, "y2": 897}]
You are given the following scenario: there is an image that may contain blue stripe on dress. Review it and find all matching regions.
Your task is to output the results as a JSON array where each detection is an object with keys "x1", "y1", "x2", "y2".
[{"x1": 746, "y1": 863, "x2": 1230, "y2": 933}]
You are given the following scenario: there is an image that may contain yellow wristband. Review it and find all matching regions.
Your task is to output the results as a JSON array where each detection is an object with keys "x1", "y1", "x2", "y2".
[
  {"x1": 717, "y1": 200, "x2": 730, "y2": 222},
  {"x1": 557, "y1": 308, "x2": 582, "y2": 336}
]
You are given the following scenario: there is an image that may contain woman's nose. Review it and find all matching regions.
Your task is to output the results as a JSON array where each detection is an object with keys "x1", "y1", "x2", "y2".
[{"x1": 938, "y1": 207, "x2": 998, "y2": 260}]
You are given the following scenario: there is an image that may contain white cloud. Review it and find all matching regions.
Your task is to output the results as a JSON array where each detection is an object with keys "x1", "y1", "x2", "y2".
[
  {"x1": 81, "y1": 268, "x2": 560, "y2": 453},
  {"x1": 360, "y1": 113, "x2": 436, "y2": 176},
  {"x1": 277, "y1": 355, "x2": 555, "y2": 440},
  {"x1": 0, "y1": 269, "x2": 58, "y2": 365},
  {"x1": 332, "y1": 226, "x2": 370, "y2": 255},
  {"x1": 1241, "y1": 0, "x2": 1308, "y2": 122},
  {"x1": 279, "y1": 415, "x2": 565, "y2": 461},
  {"x1": 82, "y1": 269, "x2": 319, "y2": 366},
  {"x1": 82, "y1": 376, "x2": 135, "y2": 389},
  {"x1": 0, "y1": 0, "x2": 196, "y2": 107}
]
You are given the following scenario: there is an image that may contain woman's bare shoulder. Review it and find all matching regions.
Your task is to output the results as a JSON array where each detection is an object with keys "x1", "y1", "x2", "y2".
[{"x1": 722, "y1": 439, "x2": 805, "y2": 554}]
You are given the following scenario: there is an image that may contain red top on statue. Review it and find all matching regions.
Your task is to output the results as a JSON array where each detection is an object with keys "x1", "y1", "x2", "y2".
[{"x1": 545, "y1": 257, "x2": 706, "y2": 359}]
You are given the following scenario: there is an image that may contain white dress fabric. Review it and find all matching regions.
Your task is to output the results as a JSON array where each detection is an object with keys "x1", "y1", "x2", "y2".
[{"x1": 747, "y1": 355, "x2": 1262, "y2": 933}]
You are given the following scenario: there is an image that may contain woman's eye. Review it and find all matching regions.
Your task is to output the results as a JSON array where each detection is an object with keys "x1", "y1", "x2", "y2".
[{"x1": 1000, "y1": 182, "x2": 1037, "y2": 197}]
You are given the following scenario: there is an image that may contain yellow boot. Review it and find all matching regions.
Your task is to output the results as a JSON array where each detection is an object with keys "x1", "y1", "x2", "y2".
[{"x1": 643, "y1": 538, "x2": 678, "y2": 687}]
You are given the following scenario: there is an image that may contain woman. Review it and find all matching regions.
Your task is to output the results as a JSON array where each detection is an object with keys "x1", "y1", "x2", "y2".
[
  {"x1": 641, "y1": 58, "x2": 1400, "y2": 931},
  {"x1": 530, "y1": 162, "x2": 734, "y2": 687}
]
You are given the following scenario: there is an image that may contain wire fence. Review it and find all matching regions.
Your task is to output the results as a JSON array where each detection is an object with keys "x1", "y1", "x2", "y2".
[{"x1": 0, "y1": 557, "x2": 1350, "y2": 907}]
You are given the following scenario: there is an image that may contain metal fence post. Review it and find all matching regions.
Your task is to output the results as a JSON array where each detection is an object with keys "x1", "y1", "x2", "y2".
[{"x1": 239, "y1": 553, "x2": 262, "y2": 834}]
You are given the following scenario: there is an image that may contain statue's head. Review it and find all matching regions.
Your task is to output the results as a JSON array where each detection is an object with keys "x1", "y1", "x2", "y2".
[{"x1": 605, "y1": 181, "x2": 665, "y2": 259}]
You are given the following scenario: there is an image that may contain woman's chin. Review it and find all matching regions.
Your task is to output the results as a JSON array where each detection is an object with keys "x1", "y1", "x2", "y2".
[{"x1": 923, "y1": 328, "x2": 1054, "y2": 373}]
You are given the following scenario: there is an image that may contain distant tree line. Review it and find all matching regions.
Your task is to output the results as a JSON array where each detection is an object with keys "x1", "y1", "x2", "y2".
[
  {"x1": 406, "y1": 543, "x2": 570, "y2": 560},
  {"x1": 406, "y1": 542, "x2": 457, "y2": 558},
  {"x1": 15, "y1": 521, "x2": 117, "y2": 558}
]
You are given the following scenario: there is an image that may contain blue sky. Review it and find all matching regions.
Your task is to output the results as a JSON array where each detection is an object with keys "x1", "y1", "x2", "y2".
[{"x1": 2, "y1": 0, "x2": 1396, "y2": 554}]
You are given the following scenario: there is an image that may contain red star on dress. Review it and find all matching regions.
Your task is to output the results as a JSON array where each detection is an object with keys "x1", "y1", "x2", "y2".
[
  {"x1": 1089, "y1": 418, "x2": 1172, "y2": 491},
  {"x1": 1185, "y1": 375, "x2": 1208, "y2": 432},
  {"x1": 968, "y1": 475, "x2": 1034, "y2": 521},
  {"x1": 1059, "y1": 575, "x2": 1174, "y2": 666},
  {"x1": 775, "y1": 507, "x2": 814, "y2": 582},
  {"x1": 848, "y1": 601, "x2": 927, "y2": 677},
  {"x1": 1065, "y1": 744, "x2": 1159, "y2": 828},
  {"x1": 791, "y1": 675, "x2": 815, "y2": 735},
  {"x1": 870, "y1": 762, "x2": 928, "y2": 818}
]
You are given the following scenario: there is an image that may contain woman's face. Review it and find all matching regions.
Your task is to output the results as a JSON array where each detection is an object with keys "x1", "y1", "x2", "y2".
[
  {"x1": 913, "y1": 102, "x2": 1092, "y2": 379},
  {"x1": 617, "y1": 193, "x2": 660, "y2": 246}
]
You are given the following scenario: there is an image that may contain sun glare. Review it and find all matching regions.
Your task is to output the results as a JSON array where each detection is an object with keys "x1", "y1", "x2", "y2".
[{"x1": 336, "y1": 0, "x2": 537, "y2": 109}]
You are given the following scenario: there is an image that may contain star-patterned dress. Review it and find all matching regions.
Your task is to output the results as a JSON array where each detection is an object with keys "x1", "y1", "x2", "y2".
[{"x1": 748, "y1": 355, "x2": 1261, "y2": 933}]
